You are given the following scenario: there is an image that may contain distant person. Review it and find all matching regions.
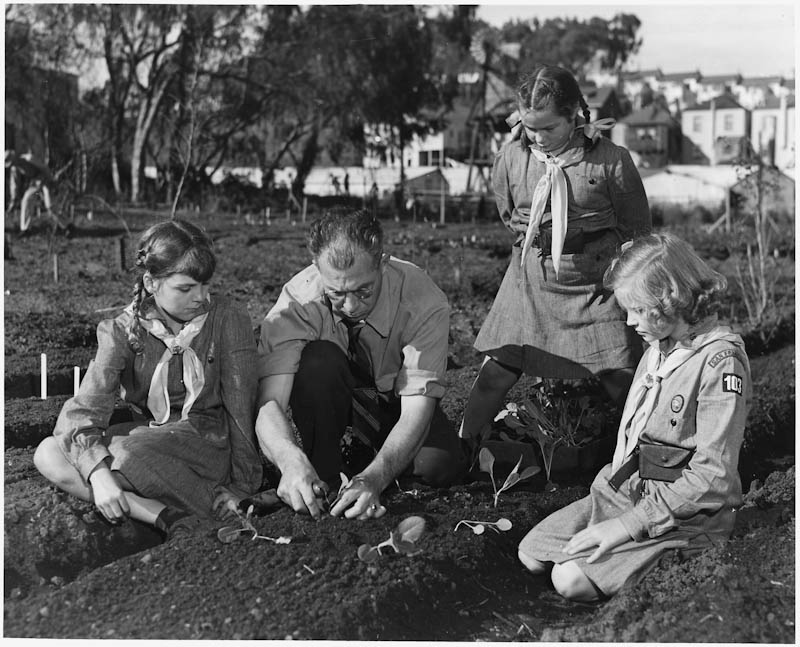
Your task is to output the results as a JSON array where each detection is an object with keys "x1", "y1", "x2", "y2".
[
  {"x1": 369, "y1": 181, "x2": 380, "y2": 216},
  {"x1": 518, "y1": 233, "x2": 751, "y2": 601},
  {"x1": 343, "y1": 171, "x2": 350, "y2": 196},
  {"x1": 253, "y1": 208, "x2": 466, "y2": 521},
  {"x1": 331, "y1": 174, "x2": 341, "y2": 196},
  {"x1": 34, "y1": 220, "x2": 263, "y2": 538},
  {"x1": 459, "y1": 64, "x2": 652, "y2": 451}
]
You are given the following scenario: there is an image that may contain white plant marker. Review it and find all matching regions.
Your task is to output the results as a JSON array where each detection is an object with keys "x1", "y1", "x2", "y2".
[
  {"x1": 74, "y1": 366, "x2": 81, "y2": 395},
  {"x1": 40, "y1": 353, "x2": 47, "y2": 399}
]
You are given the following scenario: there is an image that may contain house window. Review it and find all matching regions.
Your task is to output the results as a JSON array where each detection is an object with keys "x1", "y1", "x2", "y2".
[
  {"x1": 692, "y1": 116, "x2": 702, "y2": 133},
  {"x1": 723, "y1": 114, "x2": 734, "y2": 132},
  {"x1": 637, "y1": 127, "x2": 656, "y2": 141},
  {"x1": 418, "y1": 151, "x2": 428, "y2": 166},
  {"x1": 431, "y1": 150, "x2": 441, "y2": 166}
]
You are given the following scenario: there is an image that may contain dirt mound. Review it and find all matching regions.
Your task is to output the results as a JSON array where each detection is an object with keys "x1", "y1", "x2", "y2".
[{"x1": 4, "y1": 217, "x2": 795, "y2": 640}]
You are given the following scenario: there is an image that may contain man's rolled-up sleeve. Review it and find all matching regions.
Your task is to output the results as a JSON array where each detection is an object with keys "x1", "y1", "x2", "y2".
[{"x1": 394, "y1": 302, "x2": 450, "y2": 399}]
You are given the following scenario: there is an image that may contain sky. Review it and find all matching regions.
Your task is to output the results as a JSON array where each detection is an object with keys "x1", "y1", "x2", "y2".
[{"x1": 474, "y1": 2, "x2": 796, "y2": 78}]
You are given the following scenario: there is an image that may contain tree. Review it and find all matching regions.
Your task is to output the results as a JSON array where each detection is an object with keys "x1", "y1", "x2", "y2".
[
  {"x1": 498, "y1": 13, "x2": 642, "y2": 80},
  {"x1": 237, "y1": 5, "x2": 451, "y2": 200}
]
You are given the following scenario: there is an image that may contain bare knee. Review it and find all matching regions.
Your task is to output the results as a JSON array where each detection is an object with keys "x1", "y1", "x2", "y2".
[
  {"x1": 551, "y1": 561, "x2": 599, "y2": 601},
  {"x1": 34, "y1": 437, "x2": 72, "y2": 485},
  {"x1": 518, "y1": 549, "x2": 548, "y2": 574}
]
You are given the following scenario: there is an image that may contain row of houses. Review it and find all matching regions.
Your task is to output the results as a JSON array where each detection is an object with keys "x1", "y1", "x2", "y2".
[
  {"x1": 593, "y1": 68, "x2": 795, "y2": 113},
  {"x1": 615, "y1": 92, "x2": 795, "y2": 170},
  {"x1": 399, "y1": 67, "x2": 795, "y2": 176}
]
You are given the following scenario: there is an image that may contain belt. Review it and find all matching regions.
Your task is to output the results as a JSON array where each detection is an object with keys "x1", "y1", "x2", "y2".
[
  {"x1": 533, "y1": 228, "x2": 611, "y2": 256},
  {"x1": 608, "y1": 443, "x2": 694, "y2": 491},
  {"x1": 607, "y1": 446, "x2": 639, "y2": 492}
]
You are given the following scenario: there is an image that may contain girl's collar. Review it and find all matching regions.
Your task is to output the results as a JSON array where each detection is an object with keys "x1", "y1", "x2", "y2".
[{"x1": 657, "y1": 315, "x2": 719, "y2": 355}]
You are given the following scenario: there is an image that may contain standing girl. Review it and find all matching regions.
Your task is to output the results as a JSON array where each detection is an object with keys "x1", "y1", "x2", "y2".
[
  {"x1": 518, "y1": 233, "x2": 751, "y2": 600},
  {"x1": 34, "y1": 220, "x2": 263, "y2": 537},
  {"x1": 460, "y1": 64, "x2": 651, "y2": 445}
]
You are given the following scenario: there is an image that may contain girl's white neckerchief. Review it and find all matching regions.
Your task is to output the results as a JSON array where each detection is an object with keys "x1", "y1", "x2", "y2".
[
  {"x1": 520, "y1": 146, "x2": 583, "y2": 277},
  {"x1": 138, "y1": 312, "x2": 209, "y2": 425}
]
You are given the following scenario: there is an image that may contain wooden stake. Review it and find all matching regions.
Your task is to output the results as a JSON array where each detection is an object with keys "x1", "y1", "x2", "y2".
[
  {"x1": 74, "y1": 366, "x2": 81, "y2": 395},
  {"x1": 52, "y1": 253, "x2": 59, "y2": 282},
  {"x1": 119, "y1": 236, "x2": 127, "y2": 271},
  {"x1": 302, "y1": 197, "x2": 308, "y2": 223},
  {"x1": 40, "y1": 353, "x2": 47, "y2": 399}
]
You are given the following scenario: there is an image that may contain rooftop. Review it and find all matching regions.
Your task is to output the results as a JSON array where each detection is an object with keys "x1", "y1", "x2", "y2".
[{"x1": 684, "y1": 93, "x2": 745, "y2": 111}]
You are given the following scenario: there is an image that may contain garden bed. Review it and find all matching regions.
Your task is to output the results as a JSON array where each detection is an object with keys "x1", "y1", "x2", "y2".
[{"x1": 4, "y1": 211, "x2": 795, "y2": 641}]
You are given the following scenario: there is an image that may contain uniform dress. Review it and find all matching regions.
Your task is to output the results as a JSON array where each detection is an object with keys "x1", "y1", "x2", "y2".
[
  {"x1": 518, "y1": 319, "x2": 751, "y2": 596},
  {"x1": 475, "y1": 127, "x2": 652, "y2": 377},
  {"x1": 53, "y1": 295, "x2": 263, "y2": 518}
]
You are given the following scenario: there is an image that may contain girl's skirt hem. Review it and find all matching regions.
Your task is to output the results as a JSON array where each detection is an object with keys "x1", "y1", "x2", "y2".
[{"x1": 518, "y1": 464, "x2": 734, "y2": 596}]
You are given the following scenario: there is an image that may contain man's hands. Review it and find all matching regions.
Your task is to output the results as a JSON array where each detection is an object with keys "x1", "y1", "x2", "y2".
[
  {"x1": 89, "y1": 467, "x2": 130, "y2": 524},
  {"x1": 563, "y1": 518, "x2": 632, "y2": 564},
  {"x1": 275, "y1": 454, "x2": 330, "y2": 521},
  {"x1": 330, "y1": 474, "x2": 386, "y2": 520}
]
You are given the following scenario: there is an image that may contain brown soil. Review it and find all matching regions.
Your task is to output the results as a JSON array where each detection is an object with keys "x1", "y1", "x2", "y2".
[{"x1": 3, "y1": 211, "x2": 795, "y2": 641}]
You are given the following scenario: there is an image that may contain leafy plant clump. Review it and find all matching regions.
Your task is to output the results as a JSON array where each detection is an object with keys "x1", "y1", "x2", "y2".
[
  {"x1": 357, "y1": 515, "x2": 426, "y2": 563},
  {"x1": 217, "y1": 502, "x2": 292, "y2": 545},
  {"x1": 454, "y1": 517, "x2": 512, "y2": 535},
  {"x1": 495, "y1": 379, "x2": 617, "y2": 482},
  {"x1": 479, "y1": 448, "x2": 540, "y2": 507}
]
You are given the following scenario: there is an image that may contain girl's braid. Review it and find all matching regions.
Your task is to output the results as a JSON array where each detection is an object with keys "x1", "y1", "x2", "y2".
[
  {"x1": 126, "y1": 249, "x2": 148, "y2": 354},
  {"x1": 579, "y1": 95, "x2": 592, "y2": 150}
]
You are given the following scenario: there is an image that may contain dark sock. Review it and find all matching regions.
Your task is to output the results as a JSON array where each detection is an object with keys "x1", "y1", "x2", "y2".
[{"x1": 154, "y1": 507, "x2": 188, "y2": 533}]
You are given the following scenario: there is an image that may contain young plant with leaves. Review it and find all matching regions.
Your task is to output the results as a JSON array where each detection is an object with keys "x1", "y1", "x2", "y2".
[
  {"x1": 217, "y1": 500, "x2": 292, "y2": 545},
  {"x1": 479, "y1": 447, "x2": 540, "y2": 507},
  {"x1": 357, "y1": 515, "x2": 426, "y2": 563},
  {"x1": 454, "y1": 517, "x2": 512, "y2": 535}
]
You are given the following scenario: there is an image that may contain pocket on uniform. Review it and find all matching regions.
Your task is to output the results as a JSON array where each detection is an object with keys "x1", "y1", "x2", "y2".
[
  {"x1": 572, "y1": 172, "x2": 608, "y2": 204},
  {"x1": 638, "y1": 442, "x2": 694, "y2": 482}
]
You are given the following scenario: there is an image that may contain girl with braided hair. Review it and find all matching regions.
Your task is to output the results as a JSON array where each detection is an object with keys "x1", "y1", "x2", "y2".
[
  {"x1": 35, "y1": 219, "x2": 263, "y2": 538},
  {"x1": 460, "y1": 64, "x2": 652, "y2": 451}
]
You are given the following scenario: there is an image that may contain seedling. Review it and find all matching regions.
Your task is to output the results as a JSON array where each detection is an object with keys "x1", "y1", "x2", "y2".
[
  {"x1": 479, "y1": 447, "x2": 540, "y2": 507},
  {"x1": 217, "y1": 502, "x2": 292, "y2": 545},
  {"x1": 357, "y1": 515, "x2": 426, "y2": 563},
  {"x1": 454, "y1": 517, "x2": 512, "y2": 535},
  {"x1": 326, "y1": 472, "x2": 351, "y2": 510}
]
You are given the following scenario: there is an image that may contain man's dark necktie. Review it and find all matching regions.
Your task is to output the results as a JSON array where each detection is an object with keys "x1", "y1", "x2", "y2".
[{"x1": 343, "y1": 320, "x2": 373, "y2": 384}]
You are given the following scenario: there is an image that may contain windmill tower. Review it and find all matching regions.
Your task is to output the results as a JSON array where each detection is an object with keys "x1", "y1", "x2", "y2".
[{"x1": 465, "y1": 28, "x2": 520, "y2": 193}]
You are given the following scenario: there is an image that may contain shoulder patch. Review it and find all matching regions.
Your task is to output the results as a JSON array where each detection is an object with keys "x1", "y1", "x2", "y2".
[
  {"x1": 708, "y1": 348, "x2": 745, "y2": 368},
  {"x1": 722, "y1": 373, "x2": 744, "y2": 395}
]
